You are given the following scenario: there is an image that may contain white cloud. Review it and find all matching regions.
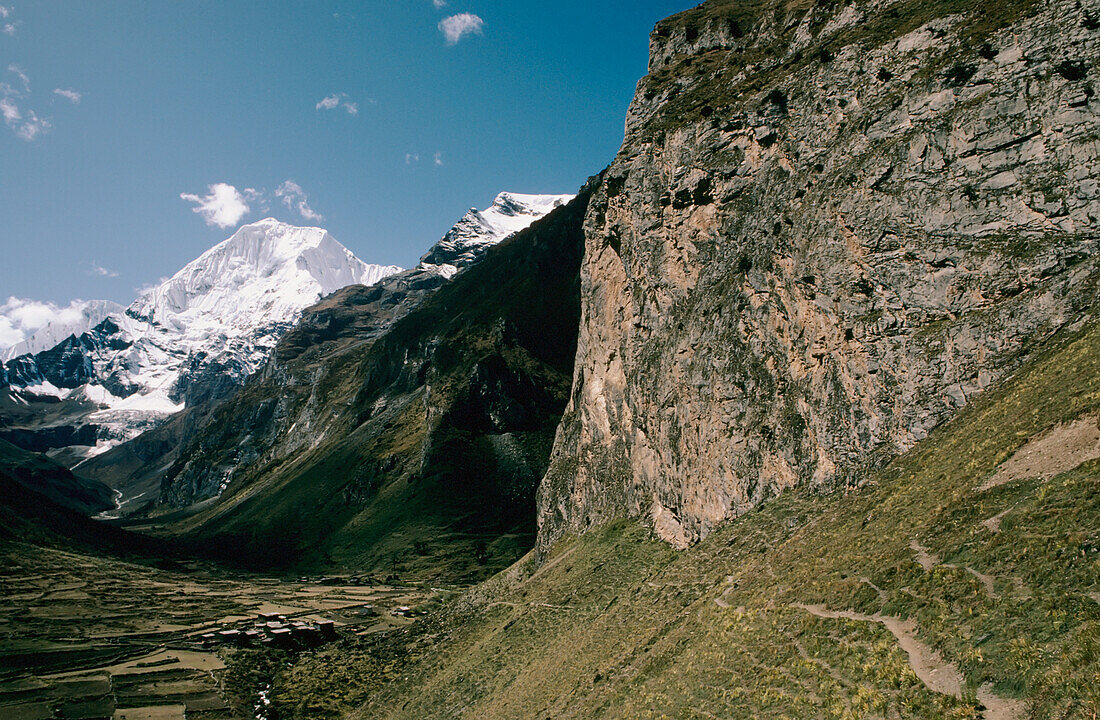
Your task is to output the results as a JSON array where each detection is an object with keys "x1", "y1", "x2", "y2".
[
  {"x1": 275, "y1": 180, "x2": 323, "y2": 222},
  {"x1": 135, "y1": 277, "x2": 169, "y2": 298},
  {"x1": 405, "y1": 153, "x2": 419, "y2": 165},
  {"x1": 316, "y1": 92, "x2": 358, "y2": 115},
  {"x1": 434, "y1": 152, "x2": 444, "y2": 166},
  {"x1": 439, "y1": 13, "x2": 484, "y2": 45},
  {"x1": 0, "y1": 96, "x2": 49, "y2": 140},
  {"x1": 88, "y1": 263, "x2": 118, "y2": 278},
  {"x1": 53, "y1": 88, "x2": 81, "y2": 103},
  {"x1": 0, "y1": 6, "x2": 18, "y2": 35},
  {"x1": 8, "y1": 64, "x2": 28, "y2": 91},
  {"x1": 1, "y1": 67, "x2": 50, "y2": 140},
  {"x1": 0, "y1": 297, "x2": 97, "y2": 351},
  {"x1": 0, "y1": 95, "x2": 16, "y2": 123},
  {"x1": 432, "y1": 0, "x2": 448, "y2": 8},
  {"x1": 180, "y1": 183, "x2": 251, "y2": 228}
]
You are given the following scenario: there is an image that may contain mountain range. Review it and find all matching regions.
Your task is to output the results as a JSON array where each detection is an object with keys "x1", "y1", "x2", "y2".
[{"x1": 0, "y1": 192, "x2": 569, "y2": 466}]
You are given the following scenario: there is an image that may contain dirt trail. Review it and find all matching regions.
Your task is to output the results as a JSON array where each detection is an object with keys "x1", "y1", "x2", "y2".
[
  {"x1": 794, "y1": 603, "x2": 964, "y2": 698},
  {"x1": 795, "y1": 604, "x2": 1028, "y2": 719},
  {"x1": 530, "y1": 545, "x2": 577, "y2": 581},
  {"x1": 981, "y1": 414, "x2": 1100, "y2": 491},
  {"x1": 910, "y1": 540, "x2": 939, "y2": 571},
  {"x1": 961, "y1": 566, "x2": 997, "y2": 599},
  {"x1": 977, "y1": 683, "x2": 1027, "y2": 720},
  {"x1": 860, "y1": 577, "x2": 888, "y2": 602},
  {"x1": 982, "y1": 508, "x2": 1012, "y2": 533},
  {"x1": 912, "y1": 539, "x2": 997, "y2": 599}
]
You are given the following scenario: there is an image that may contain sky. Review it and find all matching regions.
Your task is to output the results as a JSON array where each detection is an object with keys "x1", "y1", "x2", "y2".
[{"x1": 0, "y1": 0, "x2": 696, "y2": 330}]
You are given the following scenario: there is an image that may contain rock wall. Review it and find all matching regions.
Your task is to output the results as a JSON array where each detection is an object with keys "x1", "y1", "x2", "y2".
[{"x1": 538, "y1": 0, "x2": 1100, "y2": 550}]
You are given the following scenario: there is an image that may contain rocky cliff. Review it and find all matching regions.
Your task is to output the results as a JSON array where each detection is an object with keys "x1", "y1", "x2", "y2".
[{"x1": 539, "y1": 0, "x2": 1099, "y2": 550}]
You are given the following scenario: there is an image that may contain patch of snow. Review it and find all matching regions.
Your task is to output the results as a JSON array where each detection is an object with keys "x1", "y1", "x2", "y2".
[
  {"x1": 419, "y1": 192, "x2": 574, "y2": 272},
  {"x1": 19, "y1": 380, "x2": 70, "y2": 399}
]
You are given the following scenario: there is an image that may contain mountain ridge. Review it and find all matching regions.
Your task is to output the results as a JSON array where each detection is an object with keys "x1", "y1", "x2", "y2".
[{"x1": 1, "y1": 193, "x2": 569, "y2": 467}]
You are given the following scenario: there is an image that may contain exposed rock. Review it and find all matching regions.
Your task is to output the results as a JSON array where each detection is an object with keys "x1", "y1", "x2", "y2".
[{"x1": 539, "y1": 0, "x2": 1100, "y2": 550}]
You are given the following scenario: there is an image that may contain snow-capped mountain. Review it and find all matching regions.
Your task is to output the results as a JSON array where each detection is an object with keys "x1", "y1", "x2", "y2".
[
  {"x1": 1, "y1": 299, "x2": 124, "y2": 361},
  {"x1": 1, "y1": 193, "x2": 571, "y2": 464},
  {"x1": 2, "y1": 219, "x2": 401, "y2": 458},
  {"x1": 419, "y1": 192, "x2": 574, "y2": 277}
]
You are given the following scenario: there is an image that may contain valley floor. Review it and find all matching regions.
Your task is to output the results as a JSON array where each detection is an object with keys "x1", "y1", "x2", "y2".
[{"x1": 0, "y1": 544, "x2": 446, "y2": 719}]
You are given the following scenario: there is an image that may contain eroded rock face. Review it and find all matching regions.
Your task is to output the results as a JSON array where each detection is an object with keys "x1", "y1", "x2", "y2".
[{"x1": 538, "y1": 0, "x2": 1100, "y2": 550}]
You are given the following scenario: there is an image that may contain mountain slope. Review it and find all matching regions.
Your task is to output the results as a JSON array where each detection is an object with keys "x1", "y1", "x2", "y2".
[
  {"x1": 129, "y1": 186, "x2": 594, "y2": 579},
  {"x1": 78, "y1": 191, "x2": 575, "y2": 519},
  {"x1": 266, "y1": 307, "x2": 1100, "y2": 720},
  {"x1": 0, "y1": 299, "x2": 124, "y2": 361},
  {"x1": 233, "y1": 0, "x2": 1100, "y2": 715},
  {"x1": 420, "y1": 192, "x2": 573, "y2": 277},
  {"x1": 0, "y1": 439, "x2": 114, "y2": 516}
]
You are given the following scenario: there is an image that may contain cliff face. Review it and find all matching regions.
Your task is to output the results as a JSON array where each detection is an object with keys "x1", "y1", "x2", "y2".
[{"x1": 539, "y1": 0, "x2": 1099, "y2": 550}]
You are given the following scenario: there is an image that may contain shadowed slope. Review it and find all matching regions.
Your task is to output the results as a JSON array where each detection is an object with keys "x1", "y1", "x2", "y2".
[{"x1": 147, "y1": 184, "x2": 597, "y2": 581}]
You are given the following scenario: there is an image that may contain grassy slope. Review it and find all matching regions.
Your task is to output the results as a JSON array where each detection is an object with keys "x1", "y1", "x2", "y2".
[{"x1": 264, "y1": 317, "x2": 1099, "y2": 719}]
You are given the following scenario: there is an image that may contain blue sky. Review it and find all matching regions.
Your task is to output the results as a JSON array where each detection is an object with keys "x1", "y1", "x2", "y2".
[{"x1": 0, "y1": 0, "x2": 695, "y2": 310}]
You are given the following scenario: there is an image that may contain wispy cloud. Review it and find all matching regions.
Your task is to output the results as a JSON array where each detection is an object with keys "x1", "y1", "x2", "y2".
[
  {"x1": 53, "y1": 88, "x2": 81, "y2": 103},
  {"x1": 432, "y1": 0, "x2": 448, "y2": 8},
  {"x1": 439, "y1": 13, "x2": 484, "y2": 45},
  {"x1": 88, "y1": 263, "x2": 119, "y2": 278},
  {"x1": 180, "y1": 183, "x2": 251, "y2": 229},
  {"x1": 275, "y1": 180, "x2": 323, "y2": 222},
  {"x1": 0, "y1": 96, "x2": 49, "y2": 140},
  {"x1": 0, "y1": 6, "x2": 16, "y2": 36},
  {"x1": 405, "y1": 153, "x2": 420, "y2": 165},
  {"x1": 434, "y1": 152, "x2": 444, "y2": 166},
  {"x1": 135, "y1": 277, "x2": 169, "y2": 298},
  {"x1": 0, "y1": 66, "x2": 50, "y2": 140},
  {"x1": 8, "y1": 64, "x2": 28, "y2": 91},
  {"x1": 316, "y1": 92, "x2": 358, "y2": 115}
]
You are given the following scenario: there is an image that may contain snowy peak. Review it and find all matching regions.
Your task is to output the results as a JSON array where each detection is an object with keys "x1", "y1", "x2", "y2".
[
  {"x1": 129, "y1": 218, "x2": 401, "y2": 328},
  {"x1": 2, "y1": 219, "x2": 404, "y2": 459},
  {"x1": 420, "y1": 192, "x2": 574, "y2": 276}
]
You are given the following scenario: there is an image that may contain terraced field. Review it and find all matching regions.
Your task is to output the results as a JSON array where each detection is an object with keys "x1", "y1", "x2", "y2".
[{"x1": 0, "y1": 544, "x2": 441, "y2": 719}]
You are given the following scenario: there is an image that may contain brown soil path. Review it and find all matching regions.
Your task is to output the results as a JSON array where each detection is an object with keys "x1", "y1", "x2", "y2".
[
  {"x1": 794, "y1": 603, "x2": 964, "y2": 698},
  {"x1": 981, "y1": 414, "x2": 1100, "y2": 491}
]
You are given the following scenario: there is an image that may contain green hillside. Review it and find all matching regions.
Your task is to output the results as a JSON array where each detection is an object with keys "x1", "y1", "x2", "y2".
[
  {"x1": 256, "y1": 316, "x2": 1099, "y2": 719},
  {"x1": 0, "y1": 438, "x2": 114, "y2": 516}
]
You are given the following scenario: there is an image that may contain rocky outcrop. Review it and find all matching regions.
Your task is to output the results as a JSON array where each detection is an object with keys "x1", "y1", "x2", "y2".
[{"x1": 539, "y1": 0, "x2": 1100, "y2": 550}]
